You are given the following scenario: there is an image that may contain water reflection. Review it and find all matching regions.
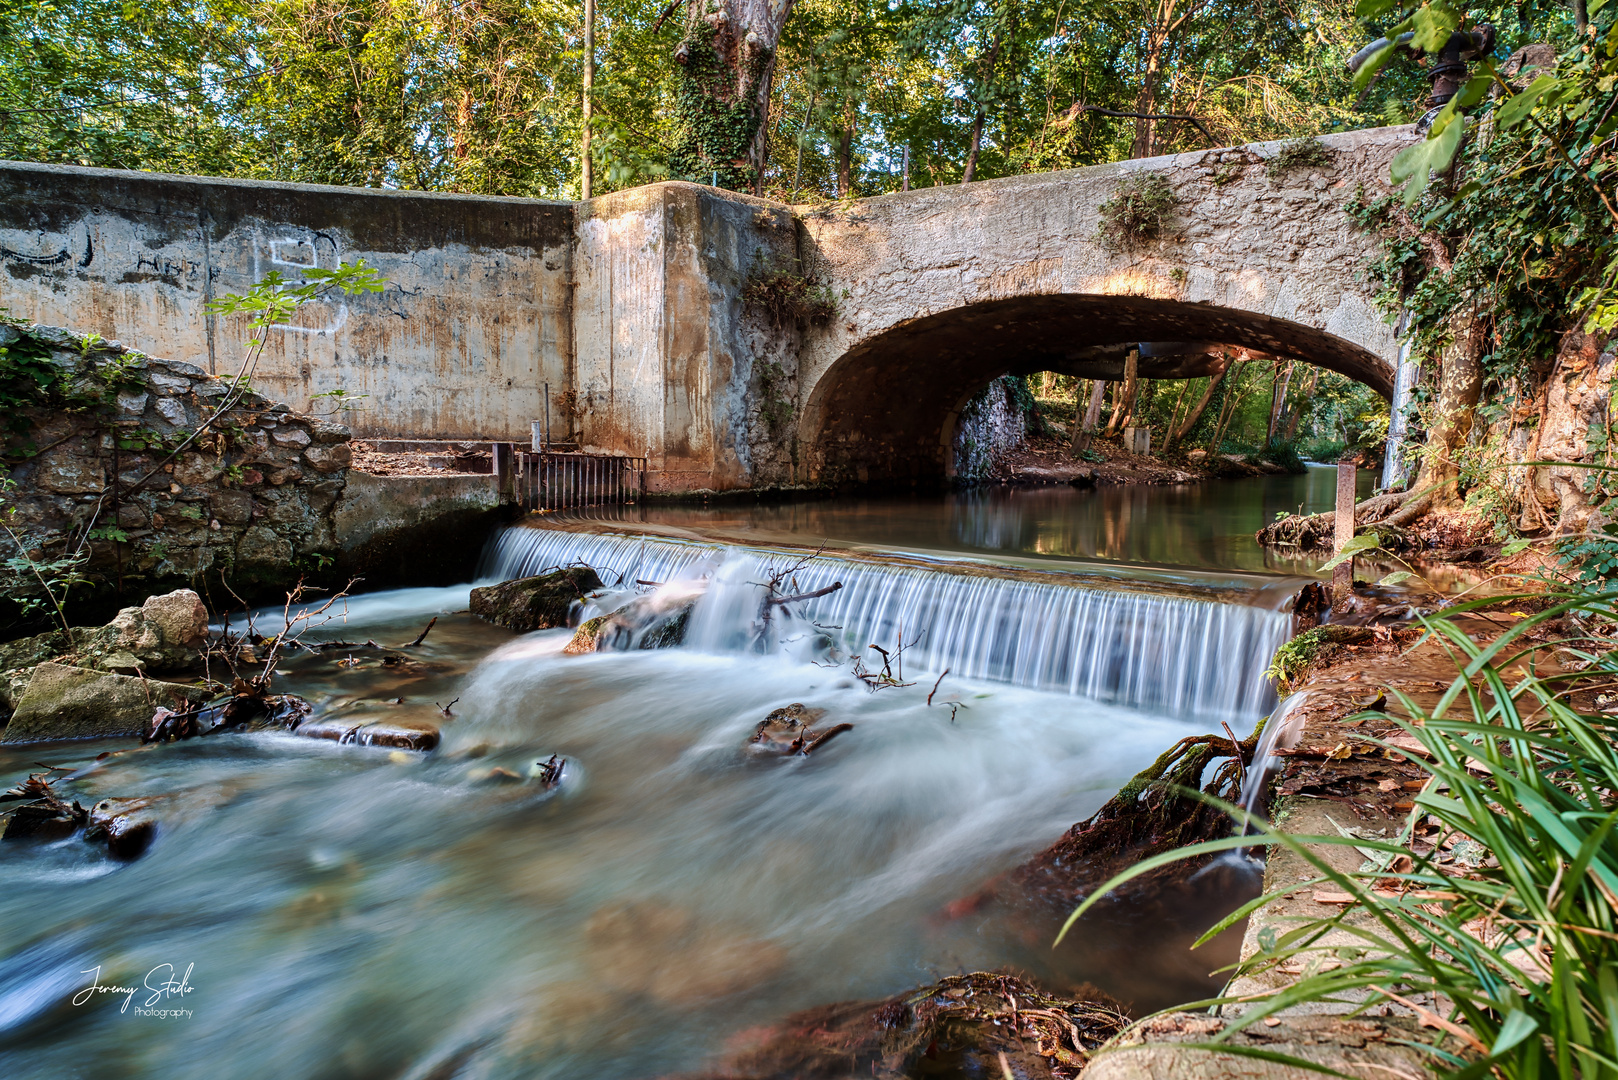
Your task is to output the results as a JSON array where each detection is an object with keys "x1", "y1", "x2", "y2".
[{"x1": 578, "y1": 467, "x2": 1377, "y2": 576}]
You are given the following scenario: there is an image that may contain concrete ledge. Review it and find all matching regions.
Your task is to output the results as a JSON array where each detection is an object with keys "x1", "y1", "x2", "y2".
[{"x1": 333, "y1": 472, "x2": 513, "y2": 588}]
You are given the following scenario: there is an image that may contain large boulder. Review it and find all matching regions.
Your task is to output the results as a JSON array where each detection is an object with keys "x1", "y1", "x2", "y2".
[
  {"x1": 470, "y1": 567, "x2": 603, "y2": 631},
  {"x1": 78, "y1": 589, "x2": 210, "y2": 673},
  {"x1": 2, "y1": 663, "x2": 209, "y2": 743}
]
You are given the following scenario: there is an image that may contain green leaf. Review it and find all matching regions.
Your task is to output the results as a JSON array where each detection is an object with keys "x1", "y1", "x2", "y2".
[
  {"x1": 1351, "y1": 39, "x2": 1402, "y2": 89},
  {"x1": 1390, "y1": 115, "x2": 1465, "y2": 205},
  {"x1": 1495, "y1": 75, "x2": 1562, "y2": 130},
  {"x1": 1502, "y1": 539, "x2": 1535, "y2": 555},
  {"x1": 1377, "y1": 571, "x2": 1415, "y2": 586},
  {"x1": 1490, "y1": 1009, "x2": 1541, "y2": 1055},
  {"x1": 1353, "y1": 0, "x2": 1398, "y2": 15},
  {"x1": 1317, "y1": 533, "x2": 1382, "y2": 573},
  {"x1": 1409, "y1": 2, "x2": 1462, "y2": 52}
]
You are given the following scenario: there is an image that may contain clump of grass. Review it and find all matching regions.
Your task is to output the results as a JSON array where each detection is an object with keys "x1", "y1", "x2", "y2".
[
  {"x1": 1095, "y1": 171, "x2": 1179, "y2": 253},
  {"x1": 1265, "y1": 137, "x2": 1331, "y2": 181},
  {"x1": 1067, "y1": 591, "x2": 1618, "y2": 1079}
]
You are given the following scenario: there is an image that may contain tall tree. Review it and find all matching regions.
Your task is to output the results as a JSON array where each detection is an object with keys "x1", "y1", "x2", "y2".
[{"x1": 668, "y1": 0, "x2": 799, "y2": 190}]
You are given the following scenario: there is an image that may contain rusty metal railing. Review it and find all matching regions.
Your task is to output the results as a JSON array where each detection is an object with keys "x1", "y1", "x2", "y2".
[{"x1": 509, "y1": 450, "x2": 647, "y2": 512}]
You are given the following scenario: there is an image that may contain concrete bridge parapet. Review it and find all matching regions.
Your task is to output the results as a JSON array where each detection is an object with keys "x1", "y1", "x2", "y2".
[{"x1": 0, "y1": 125, "x2": 1415, "y2": 494}]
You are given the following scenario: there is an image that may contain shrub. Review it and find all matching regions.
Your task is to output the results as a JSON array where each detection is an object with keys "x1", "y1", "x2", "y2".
[
  {"x1": 1265, "y1": 136, "x2": 1331, "y2": 181},
  {"x1": 1095, "y1": 172, "x2": 1179, "y2": 253},
  {"x1": 743, "y1": 270, "x2": 838, "y2": 327}
]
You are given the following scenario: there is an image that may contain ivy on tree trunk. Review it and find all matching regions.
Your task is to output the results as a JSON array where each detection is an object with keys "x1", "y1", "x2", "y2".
[{"x1": 670, "y1": 0, "x2": 796, "y2": 192}]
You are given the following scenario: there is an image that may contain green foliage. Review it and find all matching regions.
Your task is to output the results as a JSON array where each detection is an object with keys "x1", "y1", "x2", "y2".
[
  {"x1": 1067, "y1": 593, "x2": 1618, "y2": 1080},
  {"x1": 1095, "y1": 172, "x2": 1179, "y2": 253},
  {"x1": 1264, "y1": 136, "x2": 1331, "y2": 180},
  {"x1": 1263, "y1": 625, "x2": 1326, "y2": 688},
  {"x1": 669, "y1": 20, "x2": 771, "y2": 190},
  {"x1": 0, "y1": 0, "x2": 1399, "y2": 202},
  {"x1": 742, "y1": 269, "x2": 838, "y2": 326},
  {"x1": 1259, "y1": 438, "x2": 1306, "y2": 473}
]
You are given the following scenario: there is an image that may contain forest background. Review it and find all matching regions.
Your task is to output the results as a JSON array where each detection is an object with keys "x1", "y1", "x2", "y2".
[{"x1": 4, "y1": 0, "x2": 1616, "y2": 549}]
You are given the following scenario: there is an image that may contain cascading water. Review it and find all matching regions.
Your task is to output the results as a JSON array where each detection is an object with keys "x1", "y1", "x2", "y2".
[
  {"x1": 1, "y1": 487, "x2": 1332, "y2": 1080},
  {"x1": 481, "y1": 523, "x2": 1290, "y2": 727}
]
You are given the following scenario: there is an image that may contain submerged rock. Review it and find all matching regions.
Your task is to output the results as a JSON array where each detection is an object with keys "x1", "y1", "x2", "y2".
[
  {"x1": 667, "y1": 971, "x2": 1126, "y2": 1079},
  {"x1": 563, "y1": 593, "x2": 697, "y2": 654},
  {"x1": 85, "y1": 796, "x2": 162, "y2": 859},
  {"x1": 2, "y1": 663, "x2": 210, "y2": 743},
  {"x1": 748, "y1": 703, "x2": 853, "y2": 757},
  {"x1": 292, "y1": 717, "x2": 440, "y2": 751},
  {"x1": 470, "y1": 567, "x2": 603, "y2": 632},
  {"x1": 563, "y1": 614, "x2": 611, "y2": 654}
]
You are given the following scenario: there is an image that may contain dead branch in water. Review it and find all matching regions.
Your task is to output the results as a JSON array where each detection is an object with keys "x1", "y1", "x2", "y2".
[
  {"x1": 403, "y1": 617, "x2": 437, "y2": 648},
  {"x1": 770, "y1": 582, "x2": 843, "y2": 606}
]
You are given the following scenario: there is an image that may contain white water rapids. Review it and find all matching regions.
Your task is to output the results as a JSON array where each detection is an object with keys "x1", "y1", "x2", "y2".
[{"x1": 0, "y1": 520, "x2": 1305, "y2": 1079}]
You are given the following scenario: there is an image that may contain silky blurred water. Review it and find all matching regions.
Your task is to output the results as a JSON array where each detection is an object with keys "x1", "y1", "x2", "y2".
[{"x1": 0, "y1": 477, "x2": 1327, "y2": 1077}]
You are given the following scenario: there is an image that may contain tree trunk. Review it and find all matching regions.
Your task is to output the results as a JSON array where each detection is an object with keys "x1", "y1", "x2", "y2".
[
  {"x1": 1131, "y1": 5, "x2": 1173, "y2": 159},
  {"x1": 671, "y1": 0, "x2": 798, "y2": 191},
  {"x1": 1283, "y1": 368, "x2": 1320, "y2": 443},
  {"x1": 1266, "y1": 359, "x2": 1294, "y2": 443},
  {"x1": 1170, "y1": 359, "x2": 1229, "y2": 443},
  {"x1": 1388, "y1": 309, "x2": 1485, "y2": 524},
  {"x1": 836, "y1": 102, "x2": 856, "y2": 196},
  {"x1": 962, "y1": 108, "x2": 985, "y2": 183},
  {"x1": 962, "y1": 30, "x2": 1003, "y2": 183},
  {"x1": 1072, "y1": 379, "x2": 1107, "y2": 455},
  {"x1": 1104, "y1": 350, "x2": 1140, "y2": 436}
]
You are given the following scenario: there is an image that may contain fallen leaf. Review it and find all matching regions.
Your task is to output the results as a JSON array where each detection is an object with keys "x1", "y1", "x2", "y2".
[
  {"x1": 1327, "y1": 741, "x2": 1354, "y2": 760},
  {"x1": 1313, "y1": 890, "x2": 1356, "y2": 905},
  {"x1": 1377, "y1": 779, "x2": 1400, "y2": 792}
]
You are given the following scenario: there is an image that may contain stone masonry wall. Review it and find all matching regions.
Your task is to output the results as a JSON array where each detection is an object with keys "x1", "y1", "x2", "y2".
[
  {"x1": 951, "y1": 377, "x2": 1029, "y2": 482},
  {"x1": 0, "y1": 321, "x2": 353, "y2": 623}
]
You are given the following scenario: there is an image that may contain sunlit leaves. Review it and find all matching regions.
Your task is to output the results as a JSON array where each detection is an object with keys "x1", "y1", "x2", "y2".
[{"x1": 1390, "y1": 109, "x2": 1464, "y2": 203}]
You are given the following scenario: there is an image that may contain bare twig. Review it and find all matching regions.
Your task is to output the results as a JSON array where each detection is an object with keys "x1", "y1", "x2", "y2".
[{"x1": 403, "y1": 617, "x2": 437, "y2": 648}]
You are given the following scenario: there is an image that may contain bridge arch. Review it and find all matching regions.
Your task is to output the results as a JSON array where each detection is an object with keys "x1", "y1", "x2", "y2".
[{"x1": 800, "y1": 293, "x2": 1395, "y2": 488}]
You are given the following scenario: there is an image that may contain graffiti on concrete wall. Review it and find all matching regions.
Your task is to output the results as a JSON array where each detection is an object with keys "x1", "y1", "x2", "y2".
[
  {"x1": 0, "y1": 222, "x2": 94, "y2": 271},
  {"x1": 252, "y1": 229, "x2": 349, "y2": 336}
]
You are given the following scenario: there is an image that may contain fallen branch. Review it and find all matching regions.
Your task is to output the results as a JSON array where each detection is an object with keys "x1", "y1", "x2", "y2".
[
  {"x1": 403, "y1": 617, "x2": 437, "y2": 648},
  {"x1": 770, "y1": 582, "x2": 843, "y2": 606}
]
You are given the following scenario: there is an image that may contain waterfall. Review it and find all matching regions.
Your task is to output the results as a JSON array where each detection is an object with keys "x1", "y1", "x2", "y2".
[{"x1": 480, "y1": 525, "x2": 1290, "y2": 727}]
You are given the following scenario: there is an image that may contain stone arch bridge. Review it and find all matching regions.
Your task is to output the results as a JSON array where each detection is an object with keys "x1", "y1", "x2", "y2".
[{"x1": 0, "y1": 126, "x2": 1412, "y2": 493}]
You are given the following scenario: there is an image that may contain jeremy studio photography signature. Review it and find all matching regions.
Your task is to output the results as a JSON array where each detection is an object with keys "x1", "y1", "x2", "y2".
[{"x1": 74, "y1": 964, "x2": 196, "y2": 1017}]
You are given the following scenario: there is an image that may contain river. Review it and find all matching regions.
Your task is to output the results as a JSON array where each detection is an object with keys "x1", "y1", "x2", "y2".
[{"x1": 0, "y1": 469, "x2": 1361, "y2": 1078}]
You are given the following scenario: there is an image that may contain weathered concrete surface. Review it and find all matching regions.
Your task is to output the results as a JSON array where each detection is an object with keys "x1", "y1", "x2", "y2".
[
  {"x1": 794, "y1": 127, "x2": 1412, "y2": 486},
  {"x1": 2, "y1": 126, "x2": 1415, "y2": 491},
  {"x1": 0, "y1": 161, "x2": 572, "y2": 440},
  {"x1": 332, "y1": 472, "x2": 512, "y2": 588}
]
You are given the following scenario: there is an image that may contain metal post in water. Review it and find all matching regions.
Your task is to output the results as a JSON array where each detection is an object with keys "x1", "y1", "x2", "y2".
[
  {"x1": 544, "y1": 382, "x2": 551, "y2": 450},
  {"x1": 1333, "y1": 459, "x2": 1357, "y2": 608}
]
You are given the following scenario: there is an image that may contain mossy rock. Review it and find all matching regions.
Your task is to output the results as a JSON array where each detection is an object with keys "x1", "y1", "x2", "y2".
[
  {"x1": 563, "y1": 615, "x2": 610, "y2": 655},
  {"x1": 469, "y1": 567, "x2": 603, "y2": 632}
]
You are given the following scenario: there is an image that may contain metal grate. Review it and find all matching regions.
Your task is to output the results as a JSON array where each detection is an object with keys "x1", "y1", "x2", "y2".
[{"x1": 510, "y1": 451, "x2": 647, "y2": 512}]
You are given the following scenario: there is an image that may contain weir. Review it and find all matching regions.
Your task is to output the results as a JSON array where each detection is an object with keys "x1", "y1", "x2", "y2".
[{"x1": 482, "y1": 524, "x2": 1292, "y2": 725}]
